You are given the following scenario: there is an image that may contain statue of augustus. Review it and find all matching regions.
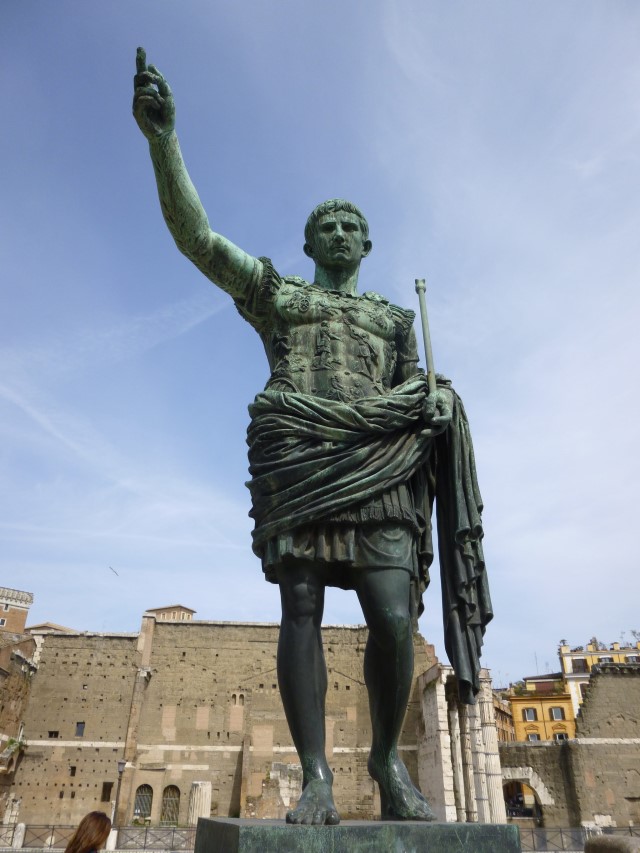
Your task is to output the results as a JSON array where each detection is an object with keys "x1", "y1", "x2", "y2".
[{"x1": 133, "y1": 48, "x2": 492, "y2": 825}]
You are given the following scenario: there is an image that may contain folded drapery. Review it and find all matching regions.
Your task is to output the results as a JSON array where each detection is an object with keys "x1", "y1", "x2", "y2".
[{"x1": 246, "y1": 373, "x2": 492, "y2": 703}]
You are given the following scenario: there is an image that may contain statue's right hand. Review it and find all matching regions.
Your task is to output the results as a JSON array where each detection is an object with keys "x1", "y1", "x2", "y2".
[{"x1": 132, "y1": 47, "x2": 175, "y2": 141}]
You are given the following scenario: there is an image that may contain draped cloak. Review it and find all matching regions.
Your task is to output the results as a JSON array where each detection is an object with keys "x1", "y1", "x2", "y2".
[{"x1": 247, "y1": 373, "x2": 493, "y2": 704}]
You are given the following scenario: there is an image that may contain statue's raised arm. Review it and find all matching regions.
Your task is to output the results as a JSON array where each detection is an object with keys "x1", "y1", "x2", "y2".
[{"x1": 132, "y1": 48, "x2": 258, "y2": 295}]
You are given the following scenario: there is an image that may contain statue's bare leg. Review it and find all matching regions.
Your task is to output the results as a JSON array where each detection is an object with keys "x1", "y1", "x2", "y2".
[
  {"x1": 355, "y1": 567, "x2": 436, "y2": 821},
  {"x1": 277, "y1": 564, "x2": 340, "y2": 825}
]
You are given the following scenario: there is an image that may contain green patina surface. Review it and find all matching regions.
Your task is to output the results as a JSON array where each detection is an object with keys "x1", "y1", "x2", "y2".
[
  {"x1": 133, "y1": 47, "x2": 493, "y2": 825},
  {"x1": 195, "y1": 818, "x2": 521, "y2": 853}
]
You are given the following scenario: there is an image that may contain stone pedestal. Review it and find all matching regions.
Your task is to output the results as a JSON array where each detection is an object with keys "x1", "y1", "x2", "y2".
[{"x1": 195, "y1": 817, "x2": 521, "y2": 853}]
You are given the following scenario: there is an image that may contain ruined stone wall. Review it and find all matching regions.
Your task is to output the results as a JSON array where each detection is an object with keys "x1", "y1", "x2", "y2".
[
  {"x1": 499, "y1": 741, "x2": 580, "y2": 827},
  {"x1": 500, "y1": 667, "x2": 640, "y2": 829},
  {"x1": 129, "y1": 621, "x2": 433, "y2": 824},
  {"x1": 572, "y1": 666, "x2": 640, "y2": 828},
  {"x1": 14, "y1": 633, "x2": 138, "y2": 824},
  {"x1": 0, "y1": 636, "x2": 37, "y2": 821},
  {"x1": 576, "y1": 664, "x2": 640, "y2": 738},
  {"x1": 9, "y1": 620, "x2": 435, "y2": 825},
  {"x1": 0, "y1": 636, "x2": 36, "y2": 738}
]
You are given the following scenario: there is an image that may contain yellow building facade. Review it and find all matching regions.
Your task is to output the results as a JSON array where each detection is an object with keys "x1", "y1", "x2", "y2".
[
  {"x1": 507, "y1": 673, "x2": 575, "y2": 742},
  {"x1": 559, "y1": 639, "x2": 640, "y2": 716},
  {"x1": 509, "y1": 690, "x2": 575, "y2": 743}
]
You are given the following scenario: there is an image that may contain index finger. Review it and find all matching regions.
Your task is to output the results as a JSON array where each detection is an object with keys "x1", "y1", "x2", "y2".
[{"x1": 136, "y1": 46, "x2": 147, "y2": 75}]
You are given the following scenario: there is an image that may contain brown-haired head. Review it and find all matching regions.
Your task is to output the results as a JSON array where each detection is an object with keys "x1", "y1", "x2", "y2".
[{"x1": 65, "y1": 812, "x2": 111, "y2": 853}]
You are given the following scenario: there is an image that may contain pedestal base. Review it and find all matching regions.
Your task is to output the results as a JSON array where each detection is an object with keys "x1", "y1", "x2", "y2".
[{"x1": 195, "y1": 817, "x2": 521, "y2": 852}]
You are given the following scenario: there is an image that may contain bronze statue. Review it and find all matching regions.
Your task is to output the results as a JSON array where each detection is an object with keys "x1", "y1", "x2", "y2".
[{"x1": 133, "y1": 48, "x2": 492, "y2": 826}]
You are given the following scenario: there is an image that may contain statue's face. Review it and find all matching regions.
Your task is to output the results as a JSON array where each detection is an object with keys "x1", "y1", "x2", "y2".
[{"x1": 308, "y1": 212, "x2": 371, "y2": 270}]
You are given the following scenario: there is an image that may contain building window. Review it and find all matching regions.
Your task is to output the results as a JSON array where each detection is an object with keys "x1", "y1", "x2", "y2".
[
  {"x1": 527, "y1": 733, "x2": 541, "y2": 742},
  {"x1": 48, "y1": 731, "x2": 59, "y2": 739},
  {"x1": 572, "y1": 658, "x2": 589, "y2": 673},
  {"x1": 160, "y1": 785, "x2": 180, "y2": 825},
  {"x1": 2, "y1": 604, "x2": 9, "y2": 611},
  {"x1": 69, "y1": 766, "x2": 76, "y2": 777},
  {"x1": 522, "y1": 708, "x2": 538, "y2": 722},
  {"x1": 599, "y1": 656, "x2": 613, "y2": 664},
  {"x1": 626, "y1": 655, "x2": 640, "y2": 664},
  {"x1": 75, "y1": 721, "x2": 85, "y2": 737},
  {"x1": 550, "y1": 707, "x2": 565, "y2": 721},
  {"x1": 101, "y1": 782, "x2": 114, "y2": 802},
  {"x1": 554, "y1": 732, "x2": 569, "y2": 742},
  {"x1": 133, "y1": 784, "x2": 153, "y2": 819},
  {"x1": 0, "y1": 619, "x2": 5, "y2": 627}
]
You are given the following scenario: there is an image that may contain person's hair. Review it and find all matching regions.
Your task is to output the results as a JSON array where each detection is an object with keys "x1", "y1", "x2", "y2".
[
  {"x1": 65, "y1": 812, "x2": 111, "y2": 853},
  {"x1": 304, "y1": 199, "x2": 369, "y2": 248}
]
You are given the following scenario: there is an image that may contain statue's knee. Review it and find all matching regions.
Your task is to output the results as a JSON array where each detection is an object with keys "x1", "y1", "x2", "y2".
[
  {"x1": 369, "y1": 607, "x2": 411, "y2": 648},
  {"x1": 280, "y1": 578, "x2": 322, "y2": 621}
]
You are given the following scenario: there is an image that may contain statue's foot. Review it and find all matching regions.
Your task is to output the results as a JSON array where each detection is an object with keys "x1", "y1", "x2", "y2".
[
  {"x1": 286, "y1": 778, "x2": 340, "y2": 826},
  {"x1": 369, "y1": 752, "x2": 436, "y2": 821}
]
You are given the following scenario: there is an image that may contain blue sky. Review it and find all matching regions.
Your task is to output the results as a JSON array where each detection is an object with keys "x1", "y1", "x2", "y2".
[{"x1": 2, "y1": 1, "x2": 639, "y2": 686}]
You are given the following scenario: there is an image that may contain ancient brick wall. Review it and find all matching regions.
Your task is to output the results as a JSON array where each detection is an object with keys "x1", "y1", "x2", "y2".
[
  {"x1": 128, "y1": 620, "x2": 433, "y2": 824},
  {"x1": 499, "y1": 741, "x2": 580, "y2": 826},
  {"x1": 500, "y1": 667, "x2": 640, "y2": 829},
  {"x1": 15, "y1": 633, "x2": 138, "y2": 824},
  {"x1": 0, "y1": 635, "x2": 37, "y2": 821},
  {"x1": 572, "y1": 666, "x2": 640, "y2": 827},
  {"x1": 10, "y1": 619, "x2": 435, "y2": 825},
  {"x1": 576, "y1": 664, "x2": 640, "y2": 738},
  {"x1": 0, "y1": 636, "x2": 36, "y2": 738}
]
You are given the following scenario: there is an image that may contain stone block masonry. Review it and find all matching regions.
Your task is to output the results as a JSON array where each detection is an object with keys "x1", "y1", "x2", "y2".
[{"x1": 10, "y1": 615, "x2": 437, "y2": 825}]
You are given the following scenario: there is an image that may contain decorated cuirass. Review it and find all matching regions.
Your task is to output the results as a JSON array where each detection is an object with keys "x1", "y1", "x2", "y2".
[{"x1": 260, "y1": 277, "x2": 416, "y2": 401}]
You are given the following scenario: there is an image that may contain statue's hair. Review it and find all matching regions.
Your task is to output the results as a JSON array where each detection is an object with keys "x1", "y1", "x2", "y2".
[{"x1": 304, "y1": 199, "x2": 369, "y2": 246}]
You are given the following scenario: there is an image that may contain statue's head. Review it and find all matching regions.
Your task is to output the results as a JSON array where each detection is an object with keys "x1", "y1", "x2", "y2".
[
  {"x1": 303, "y1": 199, "x2": 371, "y2": 269},
  {"x1": 304, "y1": 199, "x2": 369, "y2": 245}
]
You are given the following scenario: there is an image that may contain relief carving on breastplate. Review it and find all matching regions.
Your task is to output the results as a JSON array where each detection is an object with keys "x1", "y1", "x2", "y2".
[
  {"x1": 268, "y1": 332, "x2": 305, "y2": 392},
  {"x1": 345, "y1": 320, "x2": 378, "y2": 380},
  {"x1": 284, "y1": 290, "x2": 311, "y2": 314},
  {"x1": 311, "y1": 321, "x2": 342, "y2": 371}
]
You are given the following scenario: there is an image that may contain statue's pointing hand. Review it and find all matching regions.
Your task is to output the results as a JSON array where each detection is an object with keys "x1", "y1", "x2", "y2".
[
  {"x1": 422, "y1": 387, "x2": 453, "y2": 433},
  {"x1": 133, "y1": 47, "x2": 175, "y2": 141}
]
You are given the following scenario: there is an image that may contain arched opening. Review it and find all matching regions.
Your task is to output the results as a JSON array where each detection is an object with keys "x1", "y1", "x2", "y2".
[
  {"x1": 160, "y1": 785, "x2": 180, "y2": 825},
  {"x1": 503, "y1": 781, "x2": 543, "y2": 825},
  {"x1": 133, "y1": 784, "x2": 153, "y2": 822}
]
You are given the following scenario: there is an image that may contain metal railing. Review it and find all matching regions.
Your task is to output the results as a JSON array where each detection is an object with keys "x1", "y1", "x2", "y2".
[
  {"x1": 0, "y1": 827, "x2": 14, "y2": 847},
  {"x1": 4, "y1": 824, "x2": 639, "y2": 852},
  {"x1": 22, "y1": 826, "x2": 75, "y2": 849},
  {"x1": 0, "y1": 825, "x2": 195, "y2": 851},
  {"x1": 116, "y1": 826, "x2": 196, "y2": 849},
  {"x1": 519, "y1": 825, "x2": 640, "y2": 851}
]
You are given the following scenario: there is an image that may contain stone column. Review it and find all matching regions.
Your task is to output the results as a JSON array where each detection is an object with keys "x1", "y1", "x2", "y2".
[
  {"x1": 446, "y1": 686, "x2": 466, "y2": 822},
  {"x1": 458, "y1": 703, "x2": 478, "y2": 823},
  {"x1": 187, "y1": 781, "x2": 212, "y2": 825},
  {"x1": 417, "y1": 665, "x2": 457, "y2": 822},
  {"x1": 479, "y1": 672, "x2": 507, "y2": 823},
  {"x1": 469, "y1": 701, "x2": 491, "y2": 822}
]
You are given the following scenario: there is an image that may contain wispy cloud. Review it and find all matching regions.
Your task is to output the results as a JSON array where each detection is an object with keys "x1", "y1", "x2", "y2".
[{"x1": 0, "y1": 292, "x2": 229, "y2": 385}]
